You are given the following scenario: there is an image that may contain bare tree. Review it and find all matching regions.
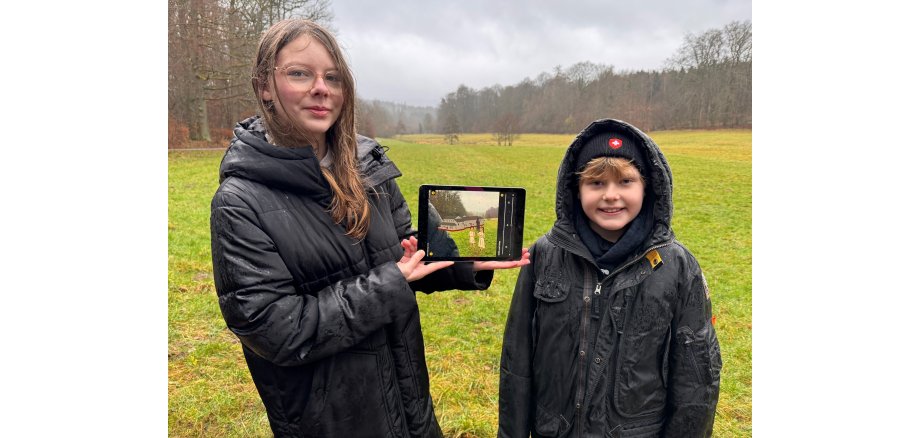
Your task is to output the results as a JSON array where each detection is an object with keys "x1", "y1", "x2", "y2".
[
  {"x1": 667, "y1": 28, "x2": 725, "y2": 69},
  {"x1": 168, "y1": 0, "x2": 333, "y2": 143},
  {"x1": 438, "y1": 94, "x2": 461, "y2": 144},
  {"x1": 723, "y1": 20, "x2": 753, "y2": 65},
  {"x1": 442, "y1": 111, "x2": 460, "y2": 145},
  {"x1": 492, "y1": 113, "x2": 521, "y2": 146},
  {"x1": 658, "y1": 20, "x2": 752, "y2": 129}
]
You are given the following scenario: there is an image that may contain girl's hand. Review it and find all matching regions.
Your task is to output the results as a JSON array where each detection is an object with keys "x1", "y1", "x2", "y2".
[
  {"x1": 398, "y1": 237, "x2": 454, "y2": 282},
  {"x1": 400, "y1": 236, "x2": 420, "y2": 258},
  {"x1": 473, "y1": 247, "x2": 531, "y2": 272}
]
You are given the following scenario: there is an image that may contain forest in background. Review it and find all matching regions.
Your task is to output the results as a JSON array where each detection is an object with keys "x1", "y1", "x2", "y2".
[{"x1": 168, "y1": 0, "x2": 751, "y2": 147}]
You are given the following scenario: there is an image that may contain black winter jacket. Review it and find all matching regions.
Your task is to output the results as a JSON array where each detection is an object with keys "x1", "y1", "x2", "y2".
[
  {"x1": 210, "y1": 116, "x2": 493, "y2": 437},
  {"x1": 498, "y1": 119, "x2": 721, "y2": 438}
]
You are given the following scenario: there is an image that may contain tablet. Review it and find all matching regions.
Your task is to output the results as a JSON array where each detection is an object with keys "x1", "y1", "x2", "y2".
[{"x1": 418, "y1": 185, "x2": 526, "y2": 261}]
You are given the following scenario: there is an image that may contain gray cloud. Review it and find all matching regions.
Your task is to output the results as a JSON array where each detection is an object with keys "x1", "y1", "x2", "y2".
[{"x1": 331, "y1": 0, "x2": 751, "y2": 107}]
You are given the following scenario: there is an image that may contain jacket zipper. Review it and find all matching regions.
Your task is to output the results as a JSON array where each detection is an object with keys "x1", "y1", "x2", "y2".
[
  {"x1": 592, "y1": 282, "x2": 602, "y2": 315},
  {"x1": 580, "y1": 280, "x2": 604, "y2": 432},
  {"x1": 574, "y1": 266, "x2": 594, "y2": 438},
  {"x1": 600, "y1": 242, "x2": 672, "y2": 283}
]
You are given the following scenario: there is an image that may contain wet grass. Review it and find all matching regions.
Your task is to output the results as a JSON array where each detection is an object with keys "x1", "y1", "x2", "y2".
[{"x1": 168, "y1": 129, "x2": 751, "y2": 437}]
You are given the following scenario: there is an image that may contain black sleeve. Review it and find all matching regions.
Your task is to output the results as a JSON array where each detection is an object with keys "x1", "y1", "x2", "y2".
[
  {"x1": 497, "y1": 243, "x2": 538, "y2": 438},
  {"x1": 210, "y1": 191, "x2": 417, "y2": 366},
  {"x1": 662, "y1": 251, "x2": 722, "y2": 437}
]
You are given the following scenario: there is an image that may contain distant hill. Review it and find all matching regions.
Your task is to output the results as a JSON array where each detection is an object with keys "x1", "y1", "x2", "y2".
[{"x1": 356, "y1": 98, "x2": 437, "y2": 138}]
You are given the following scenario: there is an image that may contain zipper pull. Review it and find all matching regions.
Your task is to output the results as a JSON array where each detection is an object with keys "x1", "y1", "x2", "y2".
[{"x1": 592, "y1": 283, "x2": 602, "y2": 316}]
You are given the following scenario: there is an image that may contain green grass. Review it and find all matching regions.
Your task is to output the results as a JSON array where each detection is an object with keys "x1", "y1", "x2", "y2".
[
  {"x1": 444, "y1": 219, "x2": 498, "y2": 257},
  {"x1": 168, "y1": 130, "x2": 751, "y2": 437}
]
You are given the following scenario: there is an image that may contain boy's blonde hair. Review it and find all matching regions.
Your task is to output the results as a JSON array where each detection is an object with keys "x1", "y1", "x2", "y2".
[{"x1": 577, "y1": 157, "x2": 645, "y2": 184}]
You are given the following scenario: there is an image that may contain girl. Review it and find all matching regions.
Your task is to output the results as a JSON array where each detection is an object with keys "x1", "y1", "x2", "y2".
[{"x1": 210, "y1": 19, "x2": 528, "y2": 437}]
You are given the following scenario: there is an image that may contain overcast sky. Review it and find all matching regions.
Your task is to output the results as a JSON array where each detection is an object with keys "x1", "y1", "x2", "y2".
[
  {"x1": 330, "y1": 0, "x2": 752, "y2": 108},
  {"x1": 457, "y1": 191, "x2": 500, "y2": 216}
]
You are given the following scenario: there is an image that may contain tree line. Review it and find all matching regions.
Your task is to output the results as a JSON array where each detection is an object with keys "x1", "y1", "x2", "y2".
[
  {"x1": 430, "y1": 191, "x2": 467, "y2": 219},
  {"x1": 168, "y1": 0, "x2": 750, "y2": 147},
  {"x1": 434, "y1": 20, "x2": 751, "y2": 139}
]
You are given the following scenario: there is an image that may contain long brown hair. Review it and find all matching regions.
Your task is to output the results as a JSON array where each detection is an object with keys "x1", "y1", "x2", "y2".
[{"x1": 251, "y1": 19, "x2": 370, "y2": 239}]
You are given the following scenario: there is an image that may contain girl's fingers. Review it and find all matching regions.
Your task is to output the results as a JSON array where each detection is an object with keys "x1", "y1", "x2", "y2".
[
  {"x1": 416, "y1": 261, "x2": 454, "y2": 277},
  {"x1": 409, "y1": 249, "x2": 425, "y2": 265}
]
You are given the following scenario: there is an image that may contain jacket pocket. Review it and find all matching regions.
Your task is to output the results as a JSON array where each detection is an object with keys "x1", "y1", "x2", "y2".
[
  {"x1": 533, "y1": 269, "x2": 570, "y2": 302},
  {"x1": 660, "y1": 327, "x2": 671, "y2": 389},
  {"x1": 533, "y1": 272, "x2": 578, "y2": 347},
  {"x1": 607, "y1": 419, "x2": 664, "y2": 437},
  {"x1": 533, "y1": 404, "x2": 572, "y2": 438},
  {"x1": 300, "y1": 351, "x2": 402, "y2": 438},
  {"x1": 677, "y1": 326, "x2": 717, "y2": 384},
  {"x1": 611, "y1": 317, "x2": 668, "y2": 417}
]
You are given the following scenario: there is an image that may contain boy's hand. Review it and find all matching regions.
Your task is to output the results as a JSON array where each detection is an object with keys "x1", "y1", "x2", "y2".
[{"x1": 473, "y1": 247, "x2": 531, "y2": 272}]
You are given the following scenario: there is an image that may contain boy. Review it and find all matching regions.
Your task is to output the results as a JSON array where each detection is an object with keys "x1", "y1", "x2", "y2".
[{"x1": 498, "y1": 119, "x2": 721, "y2": 437}]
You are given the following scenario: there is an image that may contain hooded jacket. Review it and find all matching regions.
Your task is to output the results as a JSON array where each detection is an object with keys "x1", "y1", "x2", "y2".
[
  {"x1": 210, "y1": 116, "x2": 493, "y2": 437},
  {"x1": 498, "y1": 119, "x2": 721, "y2": 438}
]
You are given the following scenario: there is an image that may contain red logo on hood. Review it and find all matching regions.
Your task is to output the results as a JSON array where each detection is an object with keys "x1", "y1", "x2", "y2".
[{"x1": 608, "y1": 138, "x2": 623, "y2": 149}]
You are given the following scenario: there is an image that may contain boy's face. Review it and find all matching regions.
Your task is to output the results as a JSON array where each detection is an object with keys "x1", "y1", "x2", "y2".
[{"x1": 578, "y1": 164, "x2": 645, "y2": 243}]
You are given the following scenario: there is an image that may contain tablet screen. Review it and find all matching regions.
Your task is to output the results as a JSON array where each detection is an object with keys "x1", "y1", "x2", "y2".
[{"x1": 418, "y1": 185, "x2": 526, "y2": 261}]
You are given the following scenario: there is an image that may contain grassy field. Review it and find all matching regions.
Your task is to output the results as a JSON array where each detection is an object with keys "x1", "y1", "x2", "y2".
[
  {"x1": 443, "y1": 219, "x2": 498, "y2": 257},
  {"x1": 168, "y1": 130, "x2": 751, "y2": 437}
]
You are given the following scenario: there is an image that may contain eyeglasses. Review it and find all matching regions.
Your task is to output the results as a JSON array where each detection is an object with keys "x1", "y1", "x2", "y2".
[{"x1": 274, "y1": 64, "x2": 343, "y2": 91}]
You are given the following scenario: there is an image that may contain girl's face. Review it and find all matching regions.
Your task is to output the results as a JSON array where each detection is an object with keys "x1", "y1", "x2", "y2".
[
  {"x1": 262, "y1": 35, "x2": 344, "y2": 147},
  {"x1": 578, "y1": 164, "x2": 645, "y2": 243}
]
